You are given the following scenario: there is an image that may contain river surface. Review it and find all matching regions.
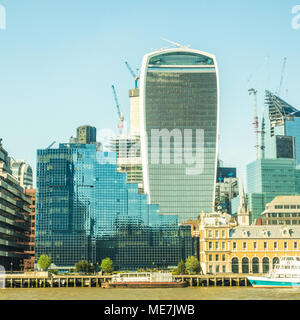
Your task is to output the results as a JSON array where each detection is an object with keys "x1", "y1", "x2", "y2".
[{"x1": 1, "y1": 287, "x2": 300, "y2": 300}]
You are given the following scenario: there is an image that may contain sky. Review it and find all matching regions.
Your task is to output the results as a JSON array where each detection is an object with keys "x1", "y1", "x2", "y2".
[{"x1": 0, "y1": 0, "x2": 299, "y2": 188}]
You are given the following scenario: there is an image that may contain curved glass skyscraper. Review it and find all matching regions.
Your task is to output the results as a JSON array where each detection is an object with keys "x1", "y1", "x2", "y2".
[{"x1": 139, "y1": 48, "x2": 219, "y2": 222}]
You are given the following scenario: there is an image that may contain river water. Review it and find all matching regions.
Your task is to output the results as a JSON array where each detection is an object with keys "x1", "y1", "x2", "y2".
[{"x1": 1, "y1": 287, "x2": 300, "y2": 300}]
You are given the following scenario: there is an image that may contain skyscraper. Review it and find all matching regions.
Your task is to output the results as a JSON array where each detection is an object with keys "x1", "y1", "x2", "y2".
[
  {"x1": 35, "y1": 129, "x2": 194, "y2": 270},
  {"x1": 262, "y1": 90, "x2": 300, "y2": 165},
  {"x1": 10, "y1": 159, "x2": 33, "y2": 189},
  {"x1": 139, "y1": 48, "x2": 219, "y2": 222}
]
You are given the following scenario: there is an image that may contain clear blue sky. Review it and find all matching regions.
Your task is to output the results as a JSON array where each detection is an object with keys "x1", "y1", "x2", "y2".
[{"x1": 0, "y1": 0, "x2": 299, "y2": 187}]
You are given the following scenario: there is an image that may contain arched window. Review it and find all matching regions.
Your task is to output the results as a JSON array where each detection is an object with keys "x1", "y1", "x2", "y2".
[
  {"x1": 262, "y1": 257, "x2": 269, "y2": 274},
  {"x1": 231, "y1": 257, "x2": 239, "y2": 274},
  {"x1": 242, "y1": 257, "x2": 249, "y2": 273},
  {"x1": 252, "y1": 257, "x2": 259, "y2": 274},
  {"x1": 272, "y1": 257, "x2": 280, "y2": 269}
]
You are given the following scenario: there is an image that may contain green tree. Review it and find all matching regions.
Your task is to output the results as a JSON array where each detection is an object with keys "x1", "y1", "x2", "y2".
[
  {"x1": 75, "y1": 260, "x2": 94, "y2": 274},
  {"x1": 185, "y1": 256, "x2": 200, "y2": 274},
  {"x1": 100, "y1": 257, "x2": 114, "y2": 274},
  {"x1": 176, "y1": 259, "x2": 186, "y2": 275},
  {"x1": 38, "y1": 255, "x2": 51, "y2": 271}
]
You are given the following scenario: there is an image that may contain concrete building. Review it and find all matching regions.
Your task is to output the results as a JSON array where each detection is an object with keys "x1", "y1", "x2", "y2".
[
  {"x1": 261, "y1": 195, "x2": 300, "y2": 225},
  {"x1": 0, "y1": 141, "x2": 31, "y2": 271},
  {"x1": 70, "y1": 125, "x2": 102, "y2": 151},
  {"x1": 108, "y1": 134, "x2": 144, "y2": 193},
  {"x1": 129, "y1": 88, "x2": 140, "y2": 135},
  {"x1": 23, "y1": 189, "x2": 36, "y2": 271},
  {"x1": 10, "y1": 159, "x2": 33, "y2": 189},
  {"x1": 140, "y1": 47, "x2": 219, "y2": 222}
]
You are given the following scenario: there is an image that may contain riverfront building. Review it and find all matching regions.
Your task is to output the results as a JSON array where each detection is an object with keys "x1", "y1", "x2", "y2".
[
  {"x1": 0, "y1": 142, "x2": 31, "y2": 271},
  {"x1": 261, "y1": 195, "x2": 300, "y2": 225},
  {"x1": 35, "y1": 129, "x2": 194, "y2": 270},
  {"x1": 23, "y1": 189, "x2": 36, "y2": 271},
  {"x1": 139, "y1": 47, "x2": 219, "y2": 222}
]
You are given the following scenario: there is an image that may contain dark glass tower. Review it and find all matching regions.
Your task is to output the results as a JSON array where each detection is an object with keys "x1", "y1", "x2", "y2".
[
  {"x1": 140, "y1": 48, "x2": 219, "y2": 222},
  {"x1": 35, "y1": 142, "x2": 194, "y2": 269}
]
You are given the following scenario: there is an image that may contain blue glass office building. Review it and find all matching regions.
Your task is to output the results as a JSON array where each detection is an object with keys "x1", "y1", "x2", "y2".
[
  {"x1": 263, "y1": 91, "x2": 300, "y2": 165},
  {"x1": 35, "y1": 143, "x2": 194, "y2": 269}
]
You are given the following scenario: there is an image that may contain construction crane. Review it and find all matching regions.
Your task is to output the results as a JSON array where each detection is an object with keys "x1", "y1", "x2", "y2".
[
  {"x1": 276, "y1": 57, "x2": 287, "y2": 97},
  {"x1": 125, "y1": 61, "x2": 139, "y2": 89},
  {"x1": 111, "y1": 85, "x2": 124, "y2": 134},
  {"x1": 248, "y1": 88, "x2": 260, "y2": 160},
  {"x1": 46, "y1": 141, "x2": 56, "y2": 149}
]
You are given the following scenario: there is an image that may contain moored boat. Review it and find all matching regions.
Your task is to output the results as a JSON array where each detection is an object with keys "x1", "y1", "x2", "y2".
[
  {"x1": 102, "y1": 272, "x2": 188, "y2": 288},
  {"x1": 248, "y1": 256, "x2": 300, "y2": 288}
]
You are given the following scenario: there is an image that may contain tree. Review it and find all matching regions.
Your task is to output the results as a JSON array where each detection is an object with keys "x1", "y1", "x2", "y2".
[
  {"x1": 38, "y1": 255, "x2": 51, "y2": 271},
  {"x1": 185, "y1": 256, "x2": 200, "y2": 274},
  {"x1": 176, "y1": 259, "x2": 186, "y2": 275},
  {"x1": 75, "y1": 260, "x2": 94, "y2": 274},
  {"x1": 100, "y1": 257, "x2": 114, "y2": 274}
]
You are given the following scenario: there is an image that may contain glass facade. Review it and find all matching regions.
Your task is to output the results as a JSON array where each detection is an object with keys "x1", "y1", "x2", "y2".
[
  {"x1": 246, "y1": 159, "x2": 299, "y2": 222},
  {"x1": 141, "y1": 49, "x2": 219, "y2": 222},
  {"x1": 35, "y1": 143, "x2": 194, "y2": 269},
  {"x1": 262, "y1": 90, "x2": 300, "y2": 165}
]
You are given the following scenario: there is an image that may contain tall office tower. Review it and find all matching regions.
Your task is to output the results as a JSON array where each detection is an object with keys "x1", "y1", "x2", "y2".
[
  {"x1": 215, "y1": 165, "x2": 239, "y2": 213},
  {"x1": 69, "y1": 125, "x2": 102, "y2": 151},
  {"x1": 10, "y1": 159, "x2": 33, "y2": 189},
  {"x1": 36, "y1": 133, "x2": 194, "y2": 270},
  {"x1": 140, "y1": 48, "x2": 219, "y2": 222},
  {"x1": 108, "y1": 134, "x2": 144, "y2": 193},
  {"x1": 0, "y1": 141, "x2": 31, "y2": 271},
  {"x1": 262, "y1": 90, "x2": 300, "y2": 165},
  {"x1": 246, "y1": 158, "x2": 299, "y2": 223}
]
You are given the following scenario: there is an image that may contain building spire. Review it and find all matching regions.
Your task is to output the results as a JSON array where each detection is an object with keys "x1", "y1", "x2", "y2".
[{"x1": 237, "y1": 181, "x2": 250, "y2": 225}]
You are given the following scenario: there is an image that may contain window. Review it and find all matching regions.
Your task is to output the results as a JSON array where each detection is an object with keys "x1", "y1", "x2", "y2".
[
  {"x1": 216, "y1": 265, "x2": 220, "y2": 273},
  {"x1": 222, "y1": 230, "x2": 226, "y2": 238},
  {"x1": 208, "y1": 230, "x2": 212, "y2": 238},
  {"x1": 215, "y1": 230, "x2": 219, "y2": 238},
  {"x1": 216, "y1": 254, "x2": 219, "y2": 261},
  {"x1": 233, "y1": 242, "x2": 237, "y2": 250},
  {"x1": 294, "y1": 242, "x2": 298, "y2": 250},
  {"x1": 208, "y1": 242, "x2": 212, "y2": 250},
  {"x1": 215, "y1": 242, "x2": 219, "y2": 250},
  {"x1": 243, "y1": 242, "x2": 247, "y2": 250},
  {"x1": 222, "y1": 254, "x2": 226, "y2": 262},
  {"x1": 222, "y1": 265, "x2": 226, "y2": 273},
  {"x1": 264, "y1": 242, "x2": 268, "y2": 250},
  {"x1": 222, "y1": 242, "x2": 226, "y2": 250},
  {"x1": 253, "y1": 242, "x2": 257, "y2": 250},
  {"x1": 209, "y1": 265, "x2": 213, "y2": 273},
  {"x1": 208, "y1": 254, "x2": 212, "y2": 262},
  {"x1": 274, "y1": 242, "x2": 278, "y2": 250},
  {"x1": 284, "y1": 242, "x2": 288, "y2": 250}
]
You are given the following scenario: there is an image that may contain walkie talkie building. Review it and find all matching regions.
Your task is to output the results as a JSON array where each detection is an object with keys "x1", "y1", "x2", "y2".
[{"x1": 139, "y1": 48, "x2": 219, "y2": 222}]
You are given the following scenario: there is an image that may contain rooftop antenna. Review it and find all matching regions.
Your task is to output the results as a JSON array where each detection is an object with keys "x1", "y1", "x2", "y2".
[{"x1": 161, "y1": 38, "x2": 190, "y2": 48}]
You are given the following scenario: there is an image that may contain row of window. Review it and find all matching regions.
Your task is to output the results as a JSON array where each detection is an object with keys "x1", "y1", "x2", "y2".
[
  {"x1": 207, "y1": 229, "x2": 227, "y2": 238},
  {"x1": 274, "y1": 205, "x2": 300, "y2": 209},
  {"x1": 266, "y1": 212, "x2": 300, "y2": 217},
  {"x1": 231, "y1": 241, "x2": 298, "y2": 250}
]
